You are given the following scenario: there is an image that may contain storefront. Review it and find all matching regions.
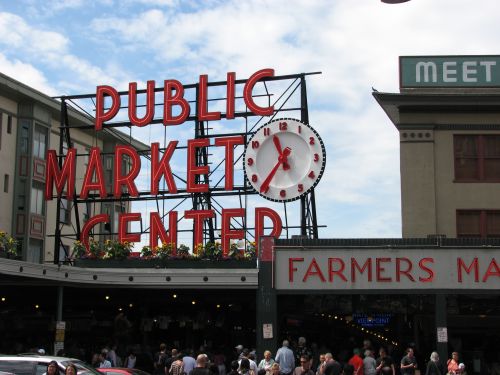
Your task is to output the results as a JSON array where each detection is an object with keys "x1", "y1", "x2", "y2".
[{"x1": 256, "y1": 237, "x2": 500, "y2": 374}]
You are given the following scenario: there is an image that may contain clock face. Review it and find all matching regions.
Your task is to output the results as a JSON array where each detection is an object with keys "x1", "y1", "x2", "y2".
[{"x1": 244, "y1": 118, "x2": 326, "y2": 202}]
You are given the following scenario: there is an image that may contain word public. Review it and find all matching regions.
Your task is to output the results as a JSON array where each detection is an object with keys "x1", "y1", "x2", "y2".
[{"x1": 45, "y1": 69, "x2": 282, "y2": 255}]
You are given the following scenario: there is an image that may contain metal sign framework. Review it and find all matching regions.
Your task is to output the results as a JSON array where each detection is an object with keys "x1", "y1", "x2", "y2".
[{"x1": 52, "y1": 72, "x2": 323, "y2": 263}]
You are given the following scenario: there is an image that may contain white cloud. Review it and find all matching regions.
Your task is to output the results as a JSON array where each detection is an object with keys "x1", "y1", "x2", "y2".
[
  {"x1": 0, "y1": 53, "x2": 57, "y2": 95},
  {"x1": 0, "y1": 12, "x2": 69, "y2": 53}
]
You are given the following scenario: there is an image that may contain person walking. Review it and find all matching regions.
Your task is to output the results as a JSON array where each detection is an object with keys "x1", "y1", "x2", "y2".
[
  {"x1": 170, "y1": 354, "x2": 185, "y2": 375},
  {"x1": 400, "y1": 348, "x2": 417, "y2": 375},
  {"x1": 363, "y1": 350, "x2": 376, "y2": 375},
  {"x1": 447, "y1": 352, "x2": 460, "y2": 375},
  {"x1": 258, "y1": 351, "x2": 275, "y2": 373},
  {"x1": 65, "y1": 364, "x2": 78, "y2": 375},
  {"x1": 375, "y1": 348, "x2": 394, "y2": 375},
  {"x1": 275, "y1": 340, "x2": 295, "y2": 375},
  {"x1": 425, "y1": 352, "x2": 445, "y2": 375},
  {"x1": 44, "y1": 360, "x2": 59, "y2": 375},
  {"x1": 293, "y1": 355, "x2": 314, "y2": 375},
  {"x1": 347, "y1": 349, "x2": 363, "y2": 375}
]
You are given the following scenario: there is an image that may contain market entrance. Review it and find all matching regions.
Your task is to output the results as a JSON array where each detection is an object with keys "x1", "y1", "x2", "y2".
[{"x1": 276, "y1": 293, "x2": 500, "y2": 373}]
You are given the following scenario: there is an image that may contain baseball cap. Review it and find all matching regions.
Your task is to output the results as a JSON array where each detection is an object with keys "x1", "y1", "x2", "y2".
[{"x1": 235, "y1": 345, "x2": 243, "y2": 350}]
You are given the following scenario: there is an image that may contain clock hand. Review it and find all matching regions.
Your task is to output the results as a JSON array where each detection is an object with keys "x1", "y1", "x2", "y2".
[
  {"x1": 273, "y1": 134, "x2": 283, "y2": 154},
  {"x1": 259, "y1": 147, "x2": 291, "y2": 193},
  {"x1": 273, "y1": 134, "x2": 291, "y2": 170}
]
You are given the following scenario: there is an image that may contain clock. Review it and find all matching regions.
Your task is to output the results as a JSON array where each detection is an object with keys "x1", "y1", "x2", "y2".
[{"x1": 244, "y1": 118, "x2": 326, "y2": 202}]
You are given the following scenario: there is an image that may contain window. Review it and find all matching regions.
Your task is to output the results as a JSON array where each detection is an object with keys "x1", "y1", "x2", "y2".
[
  {"x1": 62, "y1": 140, "x2": 73, "y2": 156},
  {"x1": 30, "y1": 184, "x2": 44, "y2": 215},
  {"x1": 82, "y1": 202, "x2": 91, "y2": 222},
  {"x1": 19, "y1": 122, "x2": 29, "y2": 154},
  {"x1": 457, "y1": 210, "x2": 500, "y2": 238},
  {"x1": 3, "y1": 174, "x2": 8, "y2": 193},
  {"x1": 59, "y1": 244, "x2": 69, "y2": 263},
  {"x1": 17, "y1": 182, "x2": 26, "y2": 210},
  {"x1": 7, "y1": 115, "x2": 12, "y2": 134},
  {"x1": 0, "y1": 113, "x2": 2, "y2": 150},
  {"x1": 454, "y1": 135, "x2": 500, "y2": 181},
  {"x1": 83, "y1": 148, "x2": 89, "y2": 166},
  {"x1": 60, "y1": 198, "x2": 71, "y2": 224},
  {"x1": 33, "y1": 124, "x2": 47, "y2": 159}
]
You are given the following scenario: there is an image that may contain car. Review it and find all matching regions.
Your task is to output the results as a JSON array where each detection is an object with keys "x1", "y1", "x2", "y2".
[
  {"x1": 96, "y1": 369, "x2": 150, "y2": 375},
  {"x1": 0, "y1": 355, "x2": 100, "y2": 375}
]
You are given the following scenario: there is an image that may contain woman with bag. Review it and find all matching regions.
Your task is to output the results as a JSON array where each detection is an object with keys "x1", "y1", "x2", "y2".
[{"x1": 425, "y1": 352, "x2": 446, "y2": 375}]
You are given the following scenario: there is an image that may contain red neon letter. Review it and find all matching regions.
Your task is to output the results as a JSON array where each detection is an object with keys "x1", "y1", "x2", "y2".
[
  {"x1": 163, "y1": 79, "x2": 190, "y2": 126},
  {"x1": 80, "y1": 147, "x2": 107, "y2": 199},
  {"x1": 198, "y1": 74, "x2": 221, "y2": 121},
  {"x1": 118, "y1": 212, "x2": 141, "y2": 244},
  {"x1": 457, "y1": 257, "x2": 479, "y2": 282},
  {"x1": 289, "y1": 258, "x2": 304, "y2": 282},
  {"x1": 351, "y1": 258, "x2": 372, "y2": 282},
  {"x1": 303, "y1": 258, "x2": 326, "y2": 282},
  {"x1": 376, "y1": 258, "x2": 392, "y2": 282},
  {"x1": 95, "y1": 85, "x2": 120, "y2": 130},
  {"x1": 396, "y1": 257, "x2": 415, "y2": 282},
  {"x1": 114, "y1": 145, "x2": 140, "y2": 198},
  {"x1": 187, "y1": 138, "x2": 210, "y2": 192},
  {"x1": 482, "y1": 258, "x2": 500, "y2": 282},
  {"x1": 243, "y1": 68, "x2": 275, "y2": 116},
  {"x1": 215, "y1": 136, "x2": 244, "y2": 190},
  {"x1": 221, "y1": 208, "x2": 245, "y2": 257},
  {"x1": 255, "y1": 207, "x2": 282, "y2": 256},
  {"x1": 226, "y1": 72, "x2": 236, "y2": 119},
  {"x1": 149, "y1": 211, "x2": 178, "y2": 253},
  {"x1": 45, "y1": 148, "x2": 76, "y2": 200},
  {"x1": 81, "y1": 214, "x2": 109, "y2": 252},
  {"x1": 151, "y1": 141, "x2": 178, "y2": 195},
  {"x1": 419, "y1": 258, "x2": 435, "y2": 282},
  {"x1": 184, "y1": 210, "x2": 214, "y2": 252},
  {"x1": 128, "y1": 80, "x2": 155, "y2": 127},
  {"x1": 328, "y1": 258, "x2": 348, "y2": 282}
]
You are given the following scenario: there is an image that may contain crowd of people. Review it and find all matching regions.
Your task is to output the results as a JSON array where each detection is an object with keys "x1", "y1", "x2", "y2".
[{"x1": 88, "y1": 337, "x2": 475, "y2": 375}]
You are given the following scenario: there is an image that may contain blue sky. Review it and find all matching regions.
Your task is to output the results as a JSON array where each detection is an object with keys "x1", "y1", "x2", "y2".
[{"x1": 1, "y1": 0, "x2": 499, "y2": 244}]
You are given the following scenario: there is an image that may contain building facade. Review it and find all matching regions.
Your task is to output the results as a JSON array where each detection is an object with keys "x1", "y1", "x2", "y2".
[
  {"x1": 0, "y1": 73, "x2": 144, "y2": 264},
  {"x1": 374, "y1": 55, "x2": 500, "y2": 238}
]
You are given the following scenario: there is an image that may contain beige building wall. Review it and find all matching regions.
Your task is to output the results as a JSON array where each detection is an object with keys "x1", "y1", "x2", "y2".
[
  {"x1": 399, "y1": 130, "x2": 436, "y2": 237},
  {"x1": 376, "y1": 92, "x2": 500, "y2": 238},
  {"x1": 0, "y1": 96, "x2": 17, "y2": 235}
]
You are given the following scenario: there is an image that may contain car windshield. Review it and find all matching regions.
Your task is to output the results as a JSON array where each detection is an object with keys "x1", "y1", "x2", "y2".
[{"x1": 60, "y1": 361, "x2": 101, "y2": 375}]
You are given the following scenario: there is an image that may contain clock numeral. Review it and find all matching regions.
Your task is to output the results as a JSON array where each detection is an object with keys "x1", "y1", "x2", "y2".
[
  {"x1": 252, "y1": 140, "x2": 260, "y2": 149},
  {"x1": 263, "y1": 128, "x2": 270, "y2": 136},
  {"x1": 314, "y1": 153, "x2": 319, "y2": 162},
  {"x1": 298, "y1": 125, "x2": 302, "y2": 134},
  {"x1": 279, "y1": 121, "x2": 288, "y2": 131},
  {"x1": 247, "y1": 158, "x2": 254, "y2": 166},
  {"x1": 298, "y1": 184, "x2": 304, "y2": 193},
  {"x1": 251, "y1": 174, "x2": 258, "y2": 183},
  {"x1": 309, "y1": 136, "x2": 315, "y2": 145},
  {"x1": 280, "y1": 190, "x2": 286, "y2": 198},
  {"x1": 308, "y1": 171, "x2": 315, "y2": 179}
]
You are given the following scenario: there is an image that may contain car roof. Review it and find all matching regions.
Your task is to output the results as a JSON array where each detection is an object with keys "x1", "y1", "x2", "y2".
[{"x1": 0, "y1": 355, "x2": 80, "y2": 362}]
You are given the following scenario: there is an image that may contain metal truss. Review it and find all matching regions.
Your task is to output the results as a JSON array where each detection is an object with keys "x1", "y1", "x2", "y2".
[{"x1": 51, "y1": 72, "x2": 323, "y2": 263}]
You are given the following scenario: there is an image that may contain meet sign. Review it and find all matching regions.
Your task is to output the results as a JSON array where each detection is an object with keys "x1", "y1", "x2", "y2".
[
  {"x1": 400, "y1": 55, "x2": 500, "y2": 88},
  {"x1": 274, "y1": 247, "x2": 500, "y2": 291}
]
